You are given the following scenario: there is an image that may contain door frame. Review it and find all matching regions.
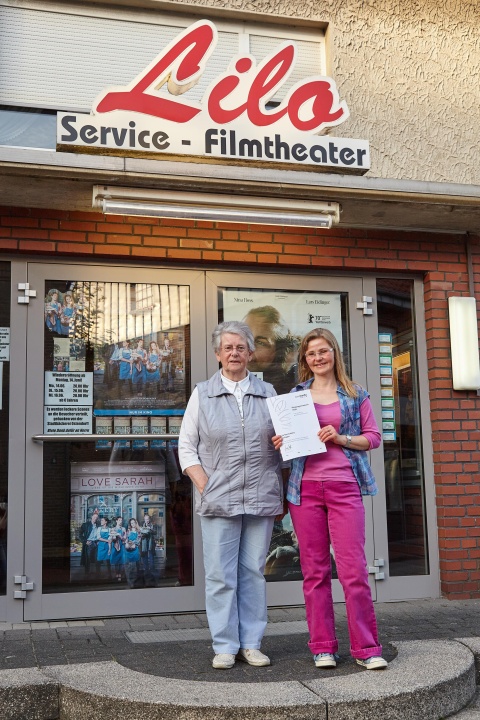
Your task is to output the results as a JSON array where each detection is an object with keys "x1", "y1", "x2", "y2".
[
  {"x1": 364, "y1": 276, "x2": 439, "y2": 601},
  {"x1": 1, "y1": 261, "x2": 29, "y2": 622},
  {"x1": 23, "y1": 261, "x2": 208, "y2": 621},
  {"x1": 205, "y1": 269, "x2": 376, "y2": 605},
  {"x1": 6, "y1": 261, "x2": 439, "y2": 622}
]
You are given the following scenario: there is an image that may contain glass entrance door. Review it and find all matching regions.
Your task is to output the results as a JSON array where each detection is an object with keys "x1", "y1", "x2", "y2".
[
  {"x1": 205, "y1": 271, "x2": 378, "y2": 605},
  {"x1": 20, "y1": 264, "x2": 436, "y2": 621},
  {"x1": 23, "y1": 263, "x2": 206, "y2": 620}
]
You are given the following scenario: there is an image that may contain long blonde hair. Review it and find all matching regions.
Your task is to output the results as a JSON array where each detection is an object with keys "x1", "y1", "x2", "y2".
[{"x1": 298, "y1": 327, "x2": 357, "y2": 398}]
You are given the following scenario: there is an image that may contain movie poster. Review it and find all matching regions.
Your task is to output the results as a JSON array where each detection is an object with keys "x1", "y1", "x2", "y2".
[
  {"x1": 222, "y1": 288, "x2": 343, "y2": 394},
  {"x1": 43, "y1": 281, "x2": 189, "y2": 436},
  {"x1": 70, "y1": 462, "x2": 168, "y2": 588},
  {"x1": 223, "y1": 288, "x2": 344, "y2": 582}
]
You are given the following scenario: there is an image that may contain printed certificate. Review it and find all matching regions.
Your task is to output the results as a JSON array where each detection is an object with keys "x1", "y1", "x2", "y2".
[{"x1": 267, "y1": 390, "x2": 326, "y2": 461}]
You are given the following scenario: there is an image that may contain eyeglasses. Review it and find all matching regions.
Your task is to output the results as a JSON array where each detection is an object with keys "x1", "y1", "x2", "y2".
[
  {"x1": 305, "y1": 348, "x2": 334, "y2": 359},
  {"x1": 221, "y1": 344, "x2": 249, "y2": 354}
]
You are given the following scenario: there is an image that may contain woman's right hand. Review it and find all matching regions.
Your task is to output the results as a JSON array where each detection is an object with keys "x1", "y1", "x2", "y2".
[
  {"x1": 272, "y1": 434, "x2": 283, "y2": 451},
  {"x1": 197, "y1": 478, "x2": 208, "y2": 495},
  {"x1": 185, "y1": 465, "x2": 209, "y2": 494}
]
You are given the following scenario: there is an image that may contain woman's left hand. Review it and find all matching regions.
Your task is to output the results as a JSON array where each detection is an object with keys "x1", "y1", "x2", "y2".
[
  {"x1": 319, "y1": 425, "x2": 340, "y2": 444},
  {"x1": 275, "y1": 497, "x2": 289, "y2": 521},
  {"x1": 272, "y1": 434, "x2": 283, "y2": 450}
]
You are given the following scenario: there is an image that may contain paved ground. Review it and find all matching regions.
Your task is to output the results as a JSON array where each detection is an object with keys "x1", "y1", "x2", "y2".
[{"x1": 0, "y1": 598, "x2": 479, "y2": 682}]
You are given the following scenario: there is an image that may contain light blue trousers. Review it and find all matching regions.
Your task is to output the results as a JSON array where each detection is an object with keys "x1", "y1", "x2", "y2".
[{"x1": 200, "y1": 514, "x2": 275, "y2": 655}]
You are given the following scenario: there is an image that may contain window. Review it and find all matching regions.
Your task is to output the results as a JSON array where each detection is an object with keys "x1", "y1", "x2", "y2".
[
  {"x1": 0, "y1": 106, "x2": 56, "y2": 150},
  {"x1": 376, "y1": 279, "x2": 429, "y2": 576}
]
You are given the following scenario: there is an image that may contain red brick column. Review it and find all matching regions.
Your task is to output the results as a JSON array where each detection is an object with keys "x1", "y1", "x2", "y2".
[{"x1": 424, "y1": 236, "x2": 480, "y2": 599}]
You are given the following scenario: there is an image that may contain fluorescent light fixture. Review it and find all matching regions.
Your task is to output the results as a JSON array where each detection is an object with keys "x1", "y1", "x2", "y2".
[
  {"x1": 448, "y1": 296, "x2": 480, "y2": 390},
  {"x1": 92, "y1": 186, "x2": 340, "y2": 229}
]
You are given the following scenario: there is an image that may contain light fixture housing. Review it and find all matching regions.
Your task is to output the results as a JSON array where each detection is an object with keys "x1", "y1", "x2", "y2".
[
  {"x1": 448, "y1": 296, "x2": 480, "y2": 390},
  {"x1": 92, "y1": 186, "x2": 340, "y2": 229}
]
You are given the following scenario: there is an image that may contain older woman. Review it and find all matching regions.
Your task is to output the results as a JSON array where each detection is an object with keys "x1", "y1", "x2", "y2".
[{"x1": 179, "y1": 320, "x2": 283, "y2": 670}]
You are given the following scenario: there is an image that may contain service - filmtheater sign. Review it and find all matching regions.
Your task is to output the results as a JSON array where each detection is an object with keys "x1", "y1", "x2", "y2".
[{"x1": 57, "y1": 20, "x2": 370, "y2": 174}]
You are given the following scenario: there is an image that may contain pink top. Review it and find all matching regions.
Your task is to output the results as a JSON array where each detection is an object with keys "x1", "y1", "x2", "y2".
[{"x1": 303, "y1": 399, "x2": 381, "y2": 483}]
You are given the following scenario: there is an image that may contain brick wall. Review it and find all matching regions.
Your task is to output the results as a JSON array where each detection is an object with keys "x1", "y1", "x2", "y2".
[
  {"x1": 424, "y1": 234, "x2": 480, "y2": 599},
  {"x1": 1, "y1": 204, "x2": 480, "y2": 598}
]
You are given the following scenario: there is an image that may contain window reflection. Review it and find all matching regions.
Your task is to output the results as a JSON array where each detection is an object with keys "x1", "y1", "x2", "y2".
[
  {"x1": 244, "y1": 305, "x2": 299, "y2": 395},
  {"x1": 377, "y1": 279, "x2": 429, "y2": 576},
  {"x1": 0, "y1": 106, "x2": 56, "y2": 149}
]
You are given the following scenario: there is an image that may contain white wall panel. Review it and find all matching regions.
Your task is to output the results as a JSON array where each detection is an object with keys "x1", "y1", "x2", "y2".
[
  {"x1": 0, "y1": 5, "x2": 324, "y2": 112},
  {"x1": 249, "y1": 35, "x2": 325, "y2": 103},
  {"x1": 0, "y1": 7, "x2": 237, "y2": 110}
]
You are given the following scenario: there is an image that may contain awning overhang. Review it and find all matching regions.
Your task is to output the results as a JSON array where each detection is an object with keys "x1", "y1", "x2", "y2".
[{"x1": 0, "y1": 146, "x2": 479, "y2": 235}]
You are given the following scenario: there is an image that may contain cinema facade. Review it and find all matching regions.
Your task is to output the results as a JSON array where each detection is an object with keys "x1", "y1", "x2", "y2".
[{"x1": 0, "y1": 0, "x2": 479, "y2": 623}]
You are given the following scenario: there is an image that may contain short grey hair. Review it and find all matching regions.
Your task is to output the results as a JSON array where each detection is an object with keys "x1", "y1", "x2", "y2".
[{"x1": 211, "y1": 321, "x2": 255, "y2": 353}]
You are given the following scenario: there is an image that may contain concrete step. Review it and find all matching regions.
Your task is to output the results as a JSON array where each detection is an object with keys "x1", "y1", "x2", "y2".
[
  {"x1": 450, "y1": 638, "x2": 480, "y2": 718},
  {"x1": 0, "y1": 638, "x2": 478, "y2": 720},
  {"x1": 451, "y1": 688, "x2": 480, "y2": 719},
  {"x1": 0, "y1": 667, "x2": 58, "y2": 720}
]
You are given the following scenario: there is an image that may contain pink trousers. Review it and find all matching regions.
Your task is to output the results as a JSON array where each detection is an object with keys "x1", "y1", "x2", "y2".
[{"x1": 289, "y1": 480, "x2": 382, "y2": 659}]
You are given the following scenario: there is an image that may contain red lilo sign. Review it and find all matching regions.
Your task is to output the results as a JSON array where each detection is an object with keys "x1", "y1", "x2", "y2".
[{"x1": 57, "y1": 20, "x2": 370, "y2": 173}]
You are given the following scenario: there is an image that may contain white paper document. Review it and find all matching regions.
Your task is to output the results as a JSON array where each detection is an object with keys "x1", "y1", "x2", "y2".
[{"x1": 266, "y1": 390, "x2": 327, "y2": 461}]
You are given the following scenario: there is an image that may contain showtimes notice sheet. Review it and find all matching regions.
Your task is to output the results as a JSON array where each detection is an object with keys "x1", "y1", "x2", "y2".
[
  {"x1": 266, "y1": 390, "x2": 327, "y2": 462},
  {"x1": 44, "y1": 371, "x2": 93, "y2": 433}
]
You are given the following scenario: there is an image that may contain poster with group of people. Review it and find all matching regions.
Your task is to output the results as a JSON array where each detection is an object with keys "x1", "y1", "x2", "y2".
[
  {"x1": 76, "y1": 508, "x2": 162, "y2": 588},
  {"x1": 44, "y1": 281, "x2": 188, "y2": 418},
  {"x1": 68, "y1": 460, "x2": 194, "y2": 590},
  {"x1": 70, "y1": 462, "x2": 168, "y2": 589},
  {"x1": 102, "y1": 332, "x2": 181, "y2": 404}
]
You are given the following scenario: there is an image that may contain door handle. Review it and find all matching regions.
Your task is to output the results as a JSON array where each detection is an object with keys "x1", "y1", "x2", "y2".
[{"x1": 32, "y1": 434, "x2": 178, "y2": 443}]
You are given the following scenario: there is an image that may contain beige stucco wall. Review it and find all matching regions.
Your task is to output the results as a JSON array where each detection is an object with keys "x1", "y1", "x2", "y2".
[{"x1": 162, "y1": 0, "x2": 480, "y2": 185}]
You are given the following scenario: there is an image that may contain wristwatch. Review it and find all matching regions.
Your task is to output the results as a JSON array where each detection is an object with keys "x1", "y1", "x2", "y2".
[{"x1": 345, "y1": 434, "x2": 352, "y2": 447}]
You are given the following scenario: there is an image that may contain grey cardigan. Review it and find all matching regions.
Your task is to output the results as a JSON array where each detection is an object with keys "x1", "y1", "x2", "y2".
[{"x1": 194, "y1": 371, "x2": 283, "y2": 517}]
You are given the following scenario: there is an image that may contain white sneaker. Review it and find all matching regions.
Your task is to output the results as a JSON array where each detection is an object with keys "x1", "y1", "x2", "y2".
[
  {"x1": 356, "y1": 656, "x2": 388, "y2": 670},
  {"x1": 314, "y1": 652, "x2": 337, "y2": 668},
  {"x1": 236, "y1": 648, "x2": 271, "y2": 667},
  {"x1": 212, "y1": 653, "x2": 235, "y2": 669}
]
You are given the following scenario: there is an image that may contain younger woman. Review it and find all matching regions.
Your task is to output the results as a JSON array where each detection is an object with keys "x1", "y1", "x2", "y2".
[{"x1": 274, "y1": 327, "x2": 386, "y2": 671}]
